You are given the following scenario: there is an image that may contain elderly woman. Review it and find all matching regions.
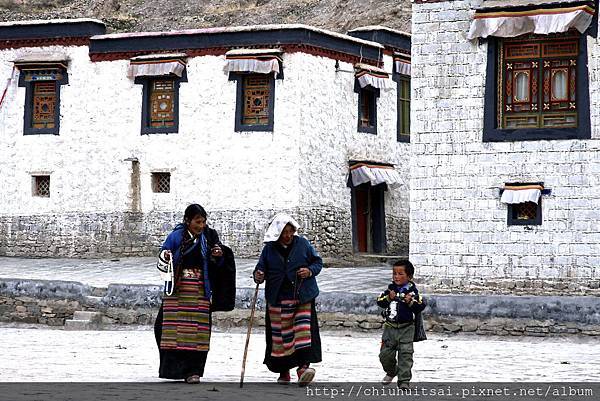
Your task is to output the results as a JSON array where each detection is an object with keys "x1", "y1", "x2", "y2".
[
  {"x1": 154, "y1": 203, "x2": 235, "y2": 384},
  {"x1": 253, "y1": 213, "x2": 323, "y2": 386}
]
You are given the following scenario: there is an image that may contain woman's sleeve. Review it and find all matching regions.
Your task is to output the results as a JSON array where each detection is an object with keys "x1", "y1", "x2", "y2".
[
  {"x1": 306, "y1": 241, "x2": 323, "y2": 277},
  {"x1": 254, "y1": 246, "x2": 268, "y2": 273},
  {"x1": 157, "y1": 233, "x2": 175, "y2": 272}
]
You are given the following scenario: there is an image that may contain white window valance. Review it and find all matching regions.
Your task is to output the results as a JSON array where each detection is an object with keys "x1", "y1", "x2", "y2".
[
  {"x1": 467, "y1": 2, "x2": 596, "y2": 39},
  {"x1": 127, "y1": 53, "x2": 187, "y2": 78},
  {"x1": 394, "y1": 54, "x2": 411, "y2": 76},
  {"x1": 500, "y1": 184, "x2": 543, "y2": 204},
  {"x1": 13, "y1": 56, "x2": 68, "y2": 82},
  {"x1": 355, "y1": 63, "x2": 391, "y2": 90},
  {"x1": 350, "y1": 163, "x2": 402, "y2": 188},
  {"x1": 224, "y1": 48, "x2": 283, "y2": 77}
]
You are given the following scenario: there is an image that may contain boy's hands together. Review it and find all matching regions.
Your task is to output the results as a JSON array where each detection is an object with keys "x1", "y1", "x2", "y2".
[{"x1": 388, "y1": 290, "x2": 396, "y2": 300}]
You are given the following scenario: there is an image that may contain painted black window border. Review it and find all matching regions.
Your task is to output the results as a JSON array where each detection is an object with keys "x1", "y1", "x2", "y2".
[
  {"x1": 18, "y1": 69, "x2": 68, "y2": 136},
  {"x1": 507, "y1": 199, "x2": 542, "y2": 226},
  {"x1": 135, "y1": 72, "x2": 187, "y2": 135},
  {"x1": 354, "y1": 80, "x2": 379, "y2": 135},
  {"x1": 393, "y1": 73, "x2": 410, "y2": 143},
  {"x1": 483, "y1": 33, "x2": 591, "y2": 142},
  {"x1": 229, "y1": 72, "x2": 277, "y2": 132}
]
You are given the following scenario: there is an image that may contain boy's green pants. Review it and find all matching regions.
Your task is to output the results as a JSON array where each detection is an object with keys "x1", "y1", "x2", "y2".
[{"x1": 379, "y1": 322, "x2": 415, "y2": 384}]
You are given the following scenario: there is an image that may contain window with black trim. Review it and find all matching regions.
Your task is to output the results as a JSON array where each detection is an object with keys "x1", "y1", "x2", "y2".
[
  {"x1": 397, "y1": 75, "x2": 410, "y2": 141},
  {"x1": 356, "y1": 84, "x2": 379, "y2": 134},
  {"x1": 152, "y1": 172, "x2": 170, "y2": 193},
  {"x1": 231, "y1": 73, "x2": 275, "y2": 132},
  {"x1": 508, "y1": 200, "x2": 542, "y2": 226},
  {"x1": 32, "y1": 175, "x2": 50, "y2": 197},
  {"x1": 17, "y1": 64, "x2": 68, "y2": 135},
  {"x1": 483, "y1": 31, "x2": 591, "y2": 141},
  {"x1": 136, "y1": 74, "x2": 186, "y2": 134}
]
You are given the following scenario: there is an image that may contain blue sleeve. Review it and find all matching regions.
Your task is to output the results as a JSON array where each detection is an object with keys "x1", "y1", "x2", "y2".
[
  {"x1": 254, "y1": 245, "x2": 268, "y2": 273},
  {"x1": 306, "y1": 240, "x2": 323, "y2": 277},
  {"x1": 161, "y1": 231, "x2": 177, "y2": 252}
]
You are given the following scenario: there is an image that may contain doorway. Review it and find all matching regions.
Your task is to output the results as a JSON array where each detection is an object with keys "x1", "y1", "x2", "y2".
[{"x1": 351, "y1": 183, "x2": 387, "y2": 254}]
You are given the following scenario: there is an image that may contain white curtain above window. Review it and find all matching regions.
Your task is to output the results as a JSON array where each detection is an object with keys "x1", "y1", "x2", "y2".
[
  {"x1": 224, "y1": 48, "x2": 283, "y2": 77},
  {"x1": 355, "y1": 63, "x2": 391, "y2": 90},
  {"x1": 350, "y1": 163, "x2": 402, "y2": 188},
  {"x1": 500, "y1": 185, "x2": 544, "y2": 204},
  {"x1": 127, "y1": 53, "x2": 187, "y2": 78},
  {"x1": 467, "y1": 2, "x2": 595, "y2": 39}
]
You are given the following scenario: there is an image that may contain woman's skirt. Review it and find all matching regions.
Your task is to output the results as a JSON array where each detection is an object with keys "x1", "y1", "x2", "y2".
[
  {"x1": 154, "y1": 268, "x2": 211, "y2": 379},
  {"x1": 264, "y1": 298, "x2": 322, "y2": 373}
]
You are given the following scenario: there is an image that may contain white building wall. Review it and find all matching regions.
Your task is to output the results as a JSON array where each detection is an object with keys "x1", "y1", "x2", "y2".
[
  {"x1": 411, "y1": 0, "x2": 600, "y2": 281},
  {"x1": 295, "y1": 52, "x2": 410, "y2": 255},
  {"x1": 0, "y1": 41, "x2": 410, "y2": 257}
]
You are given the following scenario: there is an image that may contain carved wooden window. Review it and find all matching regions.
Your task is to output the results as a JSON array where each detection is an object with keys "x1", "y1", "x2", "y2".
[
  {"x1": 242, "y1": 74, "x2": 270, "y2": 125},
  {"x1": 397, "y1": 76, "x2": 410, "y2": 140},
  {"x1": 32, "y1": 175, "x2": 50, "y2": 197},
  {"x1": 149, "y1": 79, "x2": 175, "y2": 128},
  {"x1": 32, "y1": 82, "x2": 57, "y2": 129},
  {"x1": 500, "y1": 33, "x2": 578, "y2": 129},
  {"x1": 151, "y1": 172, "x2": 170, "y2": 193}
]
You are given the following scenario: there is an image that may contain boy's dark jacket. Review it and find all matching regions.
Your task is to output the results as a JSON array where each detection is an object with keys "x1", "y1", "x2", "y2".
[{"x1": 377, "y1": 281, "x2": 426, "y2": 324}]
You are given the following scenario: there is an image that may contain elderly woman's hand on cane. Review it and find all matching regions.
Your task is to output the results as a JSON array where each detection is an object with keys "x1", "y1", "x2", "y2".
[{"x1": 253, "y1": 269, "x2": 265, "y2": 284}]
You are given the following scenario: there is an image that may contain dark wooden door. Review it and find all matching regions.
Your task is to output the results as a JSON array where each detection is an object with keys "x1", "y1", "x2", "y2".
[{"x1": 355, "y1": 185, "x2": 369, "y2": 252}]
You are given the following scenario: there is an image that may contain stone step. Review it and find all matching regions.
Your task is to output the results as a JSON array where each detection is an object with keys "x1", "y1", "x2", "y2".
[
  {"x1": 83, "y1": 296, "x2": 104, "y2": 307},
  {"x1": 64, "y1": 319, "x2": 97, "y2": 331},
  {"x1": 72, "y1": 311, "x2": 103, "y2": 322}
]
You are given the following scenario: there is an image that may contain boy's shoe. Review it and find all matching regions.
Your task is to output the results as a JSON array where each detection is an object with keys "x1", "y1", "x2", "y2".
[
  {"x1": 381, "y1": 374, "x2": 395, "y2": 385},
  {"x1": 277, "y1": 371, "x2": 291, "y2": 385},
  {"x1": 185, "y1": 375, "x2": 200, "y2": 384},
  {"x1": 398, "y1": 382, "x2": 410, "y2": 390},
  {"x1": 297, "y1": 365, "x2": 316, "y2": 387}
]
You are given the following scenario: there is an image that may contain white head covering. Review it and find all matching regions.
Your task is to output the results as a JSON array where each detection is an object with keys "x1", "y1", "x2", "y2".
[{"x1": 263, "y1": 213, "x2": 300, "y2": 243}]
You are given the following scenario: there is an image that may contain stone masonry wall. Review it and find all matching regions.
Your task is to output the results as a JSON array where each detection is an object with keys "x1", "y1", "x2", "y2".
[
  {"x1": 410, "y1": 0, "x2": 600, "y2": 279},
  {"x1": 0, "y1": 206, "x2": 353, "y2": 258}
]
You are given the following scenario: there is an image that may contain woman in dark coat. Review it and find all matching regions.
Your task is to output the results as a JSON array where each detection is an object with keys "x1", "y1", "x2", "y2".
[
  {"x1": 253, "y1": 213, "x2": 323, "y2": 387},
  {"x1": 154, "y1": 203, "x2": 234, "y2": 383}
]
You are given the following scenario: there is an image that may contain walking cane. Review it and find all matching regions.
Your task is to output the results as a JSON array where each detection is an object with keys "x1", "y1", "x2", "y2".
[{"x1": 240, "y1": 282, "x2": 260, "y2": 388}]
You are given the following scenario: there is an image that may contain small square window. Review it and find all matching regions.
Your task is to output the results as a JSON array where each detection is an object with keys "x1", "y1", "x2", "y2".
[
  {"x1": 152, "y1": 172, "x2": 170, "y2": 193},
  {"x1": 508, "y1": 200, "x2": 542, "y2": 226},
  {"x1": 33, "y1": 175, "x2": 50, "y2": 197}
]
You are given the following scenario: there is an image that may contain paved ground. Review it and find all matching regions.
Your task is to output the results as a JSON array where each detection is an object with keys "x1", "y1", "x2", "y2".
[
  {"x1": 1, "y1": 325, "x2": 599, "y2": 383},
  {"x1": 0, "y1": 256, "x2": 391, "y2": 293}
]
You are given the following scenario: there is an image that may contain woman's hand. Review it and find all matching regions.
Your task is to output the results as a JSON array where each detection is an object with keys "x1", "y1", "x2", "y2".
[
  {"x1": 162, "y1": 250, "x2": 172, "y2": 262},
  {"x1": 211, "y1": 245, "x2": 223, "y2": 257},
  {"x1": 254, "y1": 270, "x2": 265, "y2": 284},
  {"x1": 297, "y1": 267, "x2": 312, "y2": 279}
]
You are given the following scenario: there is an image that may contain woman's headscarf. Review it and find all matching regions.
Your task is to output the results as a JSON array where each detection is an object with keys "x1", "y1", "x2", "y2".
[{"x1": 263, "y1": 213, "x2": 301, "y2": 242}]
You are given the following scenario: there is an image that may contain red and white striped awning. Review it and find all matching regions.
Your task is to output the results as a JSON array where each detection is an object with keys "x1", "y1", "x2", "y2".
[
  {"x1": 500, "y1": 184, "x2": 543, "y2": 204},
  {"x1": 467, "y1": 1, "x2": 596, "y2": 39},
  {"x1": 355, "y1": 63, "x2": 391, "y2": 90},
  {"x1": 350, "y1": 162, "x2": 402, "y2": 188},
  {"x1": 224, "y1": 48, "x2": 283, "y2": 77},
  {"x1": 394, "y1": 53, "x2": 411, "y2": 76},
  {"x1": 127, "y1": 53, "x2": 187, "y2": 78}
]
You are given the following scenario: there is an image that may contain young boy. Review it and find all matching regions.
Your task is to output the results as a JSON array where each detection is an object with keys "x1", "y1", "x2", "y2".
[{"x1": 376, "y1": 259, "x2": 426, "y2": 388}]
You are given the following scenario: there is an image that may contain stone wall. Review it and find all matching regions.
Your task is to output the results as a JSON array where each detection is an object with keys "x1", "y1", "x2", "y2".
[
  {"x1": 410, "y1": 0, "x2": 600, "y2": 279},
  {"x1": 2, "y1": 278, "x2": 600, "y2": 336}
]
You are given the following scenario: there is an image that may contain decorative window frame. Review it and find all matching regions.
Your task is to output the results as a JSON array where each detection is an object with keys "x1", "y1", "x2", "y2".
[
  {"x1": 135, "y1": 72, "x2": 186, "y2": 135},
  {"x1": 151, "y1": 171, "x2": 171, "y2": 193},
  {"x1": 483, "y1": 32, "x2": 591, "y2": 142},
  {"x1": 229, "y1": 72, "x2": 277, "y2": 132},
  {"x1": 17, "y1": 65, "x2": 68, "y2": 136},
  {"x1": 354, "y1": 80, "x2": 379, "y2": 135}
]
